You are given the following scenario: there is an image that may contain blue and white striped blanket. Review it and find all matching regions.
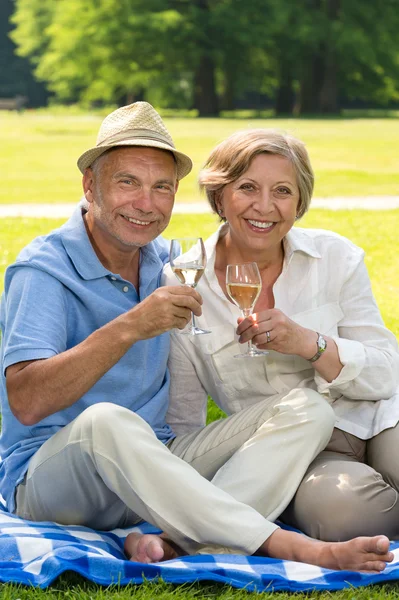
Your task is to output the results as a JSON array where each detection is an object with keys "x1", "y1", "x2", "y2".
[{"x1": 1, "y1": 509, "x2": 399, "y2": 592}]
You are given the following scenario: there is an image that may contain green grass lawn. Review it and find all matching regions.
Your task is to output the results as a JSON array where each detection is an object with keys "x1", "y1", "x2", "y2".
[
  {"x1": 1, "y1": 209, "x2": 398, "y2": 338},
  {"x1": 1, "y1": 111, "x2": 399, "y2": 206},
  {"x1": 0, "y1": 210, "x2": 399, "y2": 598}
]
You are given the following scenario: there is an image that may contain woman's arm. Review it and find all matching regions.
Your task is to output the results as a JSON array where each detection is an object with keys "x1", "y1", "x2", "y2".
[
  {"x1": 314, "y1": 257, "x2": 399, "y2": 399},
  {"x1": 238, "y1": 250, "x2": 399, "y2": 400}
]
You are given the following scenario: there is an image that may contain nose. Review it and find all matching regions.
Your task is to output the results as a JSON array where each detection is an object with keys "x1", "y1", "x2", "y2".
[
  {"x1": 132, "y1": 187, "x2": 154, "y2": 214},
  {"x1": 254, "y1": 188, "x2": 274, "y2": 214}
]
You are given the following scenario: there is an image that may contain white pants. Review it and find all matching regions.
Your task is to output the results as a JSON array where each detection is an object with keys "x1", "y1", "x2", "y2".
[{"x1": 15, "y1": 388, "x2": 334, "y2": 555}]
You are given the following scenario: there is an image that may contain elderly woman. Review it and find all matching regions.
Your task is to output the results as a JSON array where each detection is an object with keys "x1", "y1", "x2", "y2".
[{"x1": 163, "y1": 128, "x2": 399, "y2": 542}]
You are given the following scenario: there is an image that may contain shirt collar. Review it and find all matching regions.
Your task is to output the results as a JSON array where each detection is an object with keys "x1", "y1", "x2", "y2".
[
  {"x1": 204, "y1": 222, "x2": 321, "y2": 274},
  {"x1": 283, "y1": 227, "x2": 321, "y2": 260},
  {"x1": 60, "y1": 205, "x2": 164, "y2": 281},
  {"x1": 60, "y1": 206, "x2": 109, "y2": 280}
]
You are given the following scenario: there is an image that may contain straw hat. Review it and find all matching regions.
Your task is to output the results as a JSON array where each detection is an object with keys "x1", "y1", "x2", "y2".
[{"x1": 77, "y1": 102, "x2": 192, "y2": 179}]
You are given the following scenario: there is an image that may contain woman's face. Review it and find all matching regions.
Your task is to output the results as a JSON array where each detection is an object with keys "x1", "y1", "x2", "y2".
[{"x1": 218, "y1": 153, "x2": 300, "y2": 258}]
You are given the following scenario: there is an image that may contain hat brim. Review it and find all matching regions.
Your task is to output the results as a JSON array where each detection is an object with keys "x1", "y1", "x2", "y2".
[{"x1": 77, "y1": 138, "x2": 193, "y2": 180}]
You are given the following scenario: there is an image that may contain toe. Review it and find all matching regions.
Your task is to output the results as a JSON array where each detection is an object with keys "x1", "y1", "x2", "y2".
[
  {"x1": 375, "y1": 536, "x2": 390, "y2": 554},
  {"x1": 147, "y1": 540, "x2": 165, "y2": 562},
  {"x1": 362, "y1": 560, "x2": 387, "y2": 573}
]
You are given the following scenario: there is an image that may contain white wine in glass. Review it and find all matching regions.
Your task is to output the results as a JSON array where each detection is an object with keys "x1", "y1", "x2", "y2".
[
  {"x1": 170, "y1": 237, "x2": 210, "y2": 335},
  {"x1": 226, "y1": 262, "x2": 268, "y2": 358}
]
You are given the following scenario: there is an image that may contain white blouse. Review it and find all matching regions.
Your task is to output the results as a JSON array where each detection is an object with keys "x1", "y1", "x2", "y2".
[{"x1": 163, "y1": 225, "x2": 399, "y2": 440}]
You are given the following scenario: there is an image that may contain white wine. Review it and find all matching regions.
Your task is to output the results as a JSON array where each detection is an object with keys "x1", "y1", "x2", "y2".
[
  {"x1": 226, "y1": 282, "x2": 261, "y2": 311},
  {"x1": 169, "y1": 237, "x2": 210, "y2": 335},
  {"x1": 225, "y1": 262, "x2": 268, "y2": 357},
  {"x1": 172, "y1": 265, "x2": 205, "y2": 287}
]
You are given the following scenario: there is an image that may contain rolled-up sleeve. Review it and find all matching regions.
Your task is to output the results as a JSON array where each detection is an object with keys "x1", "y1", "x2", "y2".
[{"x1": 314, "y1": 257, "x2": 399, "y2": 399}]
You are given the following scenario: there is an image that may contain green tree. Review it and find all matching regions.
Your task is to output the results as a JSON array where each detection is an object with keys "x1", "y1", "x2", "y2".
[
  {"x1": 270, "y1": 0, "x2": 399, "y2": 115},
  {"x1": 11, "y1": 0, "x2": 217, "y2": 113},
  {"x1": 212, "y1": 0, "x2": 275, "y2": 111},
  {"x1": 0, "y1": 0, "x2": 48, "y2": 106},
  {"x1": 10, "y1": 0, "x2": 277, "y2": 115},
  {"x1": 10, "y1": 0, "x2": 399, "y2": 115}
]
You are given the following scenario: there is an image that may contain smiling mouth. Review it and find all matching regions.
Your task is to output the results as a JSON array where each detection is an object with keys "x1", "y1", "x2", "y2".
[
  {"x1": 121, "y1": 215, "x2": 153, "y2": 226},
  {"x1": 246, "y1": 219, "x2": 275, "y2": 230}
]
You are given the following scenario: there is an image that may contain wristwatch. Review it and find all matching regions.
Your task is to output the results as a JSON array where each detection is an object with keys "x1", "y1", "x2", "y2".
[{"x1": 309, "y1": 332, "x2": 327, "y2": 362}]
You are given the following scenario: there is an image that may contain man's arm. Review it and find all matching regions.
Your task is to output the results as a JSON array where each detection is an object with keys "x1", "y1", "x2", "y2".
[{"x1": 6, "y1": 285, "x2": 202, "y2": 426}]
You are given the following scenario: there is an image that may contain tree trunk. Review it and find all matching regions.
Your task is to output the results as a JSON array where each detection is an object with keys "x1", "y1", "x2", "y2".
[
  {"x1": 275, "y1": 78, "x2": 295, "y2": 115},
  {"x1": 221, "y1": 68, "x2": 235, "y2": 111},
  {"x1": 297, "y1": 51, "x2": 325, "y2": 114},
  {"x1": 319, "y1": 0, "x2": 340, "y2": 113},
  {"x1": 191, "y1": 0, "x2": 219, "y2": 116},
  {"x1": 193, "y1": 53, "x2": 219, "y2": 116},
  {"x1": 319, "y1": 52, "x2": 338, "y2": 113},
  {"x1": 298, "y1": 0, "x2": 340, "y2": 115},
  {"x1": 275, "y1": 53, "x2": 296, "y2": 116}
]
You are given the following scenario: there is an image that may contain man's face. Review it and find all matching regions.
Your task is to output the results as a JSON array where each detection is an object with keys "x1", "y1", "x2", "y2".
[{"x1": 83, "y1": 146, "x2": 178, "y2": 250}]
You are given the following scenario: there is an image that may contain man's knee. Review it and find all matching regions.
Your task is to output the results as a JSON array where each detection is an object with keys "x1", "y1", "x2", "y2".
[{"x1": 76, "y1": 402, "x2": 147, "y2": 440}]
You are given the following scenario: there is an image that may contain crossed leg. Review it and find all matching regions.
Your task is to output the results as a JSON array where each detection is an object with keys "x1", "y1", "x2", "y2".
[
  {"x1": 15, "y1": 400, "x2": 394, "y2": 573},
  {"x1": 124, "y1": 529, "x2": 393, "y2": 573}
]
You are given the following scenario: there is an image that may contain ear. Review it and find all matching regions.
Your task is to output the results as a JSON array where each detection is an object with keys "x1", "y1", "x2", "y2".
[
  {"x1": 82, "y1": 168, "x2": 95, "y2": 203},
  {"x1": 215, "y1": 197, "x2": 225, "y2": 218}
]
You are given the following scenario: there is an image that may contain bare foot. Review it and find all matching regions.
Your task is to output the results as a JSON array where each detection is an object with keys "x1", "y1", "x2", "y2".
[
  {"x1": 261, "y1": 529, "x2": 394, "y2": 573},
  {"x1": 124, "y1": 532, "x2": 180, "y2": 564},
  {"x1": 320, "y1": 535, "x2": 394, "y2": 573}
]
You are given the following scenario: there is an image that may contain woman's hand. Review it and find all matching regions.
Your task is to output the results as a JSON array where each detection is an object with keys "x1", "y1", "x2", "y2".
[{"x1": 236, "y1": 309, "x2": 317, "y2": 359}]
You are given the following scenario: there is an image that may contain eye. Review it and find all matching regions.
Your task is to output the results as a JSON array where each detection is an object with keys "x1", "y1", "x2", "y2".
[
  {"x1": 239, "y1": 183, "x2": 254, "y2": 191},
  {"x1": 276, "y1": 186, "x2": 292, "y2": 195},
  {"x1": 156, "y1": 184, "x2": 173, "y2": 192}
]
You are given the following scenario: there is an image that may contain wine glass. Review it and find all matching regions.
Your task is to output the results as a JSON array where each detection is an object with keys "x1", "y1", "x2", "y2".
[
  {"x1": 169, "y1": 237, "x2": 210, "y2": 335},
  {"x1": 226, "y1": 262, "x2": 268, "y2": 358}
]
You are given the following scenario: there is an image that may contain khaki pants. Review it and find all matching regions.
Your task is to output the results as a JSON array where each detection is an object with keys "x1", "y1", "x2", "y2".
[
  {"x1": 281, "y1": 424, "x2": 399, "y2": 541},
  {"x1": 15, "y1": 388, "x2": 334, "y2": 555}
]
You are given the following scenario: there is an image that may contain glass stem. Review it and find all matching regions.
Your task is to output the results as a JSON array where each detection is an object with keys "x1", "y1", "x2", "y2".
[
  {"x1": 188, "y1": 283, "x2": 196, "y2": 332},
  {"x1": 242, "y1": 308, "x2": 254, "y2": 355}
]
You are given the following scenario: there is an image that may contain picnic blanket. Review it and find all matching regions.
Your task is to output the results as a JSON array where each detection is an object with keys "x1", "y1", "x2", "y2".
[{"x1": 1, "y1": 509, "x2": 399, "y2": 593}]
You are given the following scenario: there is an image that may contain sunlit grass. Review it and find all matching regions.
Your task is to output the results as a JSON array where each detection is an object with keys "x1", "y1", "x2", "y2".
[
  {"x1": 1, "y1": 209, "x2": 397, "y2": 336},
  {"x1": 1, "y1": 111, "x2": 399, "y2": 205}
]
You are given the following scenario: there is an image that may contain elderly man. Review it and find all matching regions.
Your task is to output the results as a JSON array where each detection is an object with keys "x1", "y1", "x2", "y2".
[{"x1": 0, "y1": 102, "x2": 393, "y2": 571}]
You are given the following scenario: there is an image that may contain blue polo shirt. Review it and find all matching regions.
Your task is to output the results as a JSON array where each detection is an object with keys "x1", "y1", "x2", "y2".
[{"x1": 0, "y1": 206, "x2": 174, "y2": 512}]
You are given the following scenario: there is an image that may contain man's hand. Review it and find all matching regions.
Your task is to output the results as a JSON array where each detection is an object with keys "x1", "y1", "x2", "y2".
[
  {"x1": 6, "y1": 285, "x2": 203, "y2": 426},
  {"x1": 128, "y1": 285, "x2": 203, "y2": 341}
]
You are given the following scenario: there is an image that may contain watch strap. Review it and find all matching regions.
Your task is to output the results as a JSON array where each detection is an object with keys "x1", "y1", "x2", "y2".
[{"x1": 309, "y1": 332, "x2": 327, "y2": 363}]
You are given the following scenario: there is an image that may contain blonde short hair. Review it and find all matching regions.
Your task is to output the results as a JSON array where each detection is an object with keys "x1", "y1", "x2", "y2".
[{"x1": 199, "y1": 129, "x2": 314, "y2": 220}]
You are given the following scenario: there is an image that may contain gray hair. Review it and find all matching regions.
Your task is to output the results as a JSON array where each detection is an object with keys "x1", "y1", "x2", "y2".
[{"x1": 199, "y1": 129, "x2": 314, "y2": 220}]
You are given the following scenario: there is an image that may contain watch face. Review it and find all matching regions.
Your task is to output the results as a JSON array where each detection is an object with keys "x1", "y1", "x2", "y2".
[{"x1": 319, "y1": 335, "x2": 327, "y2": 351}]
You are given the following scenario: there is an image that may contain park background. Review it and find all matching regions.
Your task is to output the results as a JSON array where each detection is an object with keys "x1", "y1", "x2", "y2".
[{"x1": 1, "y1": 0, "x2": 399, "y2": 598}]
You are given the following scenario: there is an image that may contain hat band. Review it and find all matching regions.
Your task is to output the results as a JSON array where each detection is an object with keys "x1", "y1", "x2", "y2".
[{"x1": 98, "y1": 128, "x2": 175, "y2": 149}]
